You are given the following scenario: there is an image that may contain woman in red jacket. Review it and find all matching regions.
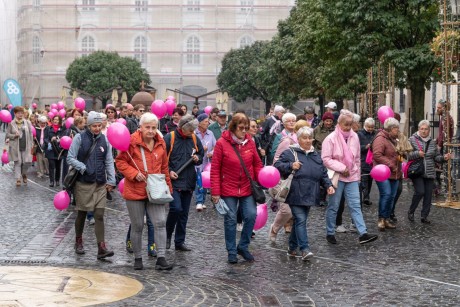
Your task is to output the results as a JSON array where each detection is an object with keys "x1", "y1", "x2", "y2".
[
  {"x1": 211, "y1": 113, "x2": 263, "y2": 264},
  {"x1": 116, "y1": 112, "x2": 173, "y2": 271}
]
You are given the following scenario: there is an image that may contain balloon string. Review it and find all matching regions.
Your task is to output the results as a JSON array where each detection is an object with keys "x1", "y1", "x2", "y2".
[{"x1": 126, "y1": 151, "x2": 141, "y2": 173}]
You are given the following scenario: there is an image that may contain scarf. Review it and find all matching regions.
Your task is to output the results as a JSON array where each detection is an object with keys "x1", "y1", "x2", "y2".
[
  {"x1": 52, "y1": 124, "x2": 60, "y2": 133},
  {"x1": 231, "y1": 133, "x2": 247, "y2": 145},
  {"x1": 416, "y1": 131, "x2": 430, "y2": 143},
  {"x1": 40, "y1": 126, "x2": 45, "y2": 145},
  {"x1": 15, "y1": 119, "x2": 24, "y2": 128},
  {"x1": 335, "y1": 126, "x2": 354, "y2": 170}
]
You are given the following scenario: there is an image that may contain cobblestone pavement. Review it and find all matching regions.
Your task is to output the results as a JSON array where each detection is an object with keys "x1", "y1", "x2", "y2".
[{"x1": 1, "y1": 132, "x2": 460, "y2": 306}]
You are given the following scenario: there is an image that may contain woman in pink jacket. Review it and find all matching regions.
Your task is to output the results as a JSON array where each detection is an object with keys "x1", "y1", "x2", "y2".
[{"x1": 321, "y1": 110, "x2": 378, "y2": 245}]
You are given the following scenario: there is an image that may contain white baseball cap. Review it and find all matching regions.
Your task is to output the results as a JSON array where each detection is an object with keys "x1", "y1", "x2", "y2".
[{"x1": 325, "y1": 102, "x2": 337, "y2": 110}]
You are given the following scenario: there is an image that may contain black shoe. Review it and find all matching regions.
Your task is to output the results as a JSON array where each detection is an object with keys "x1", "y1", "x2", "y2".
[
  {"x1": 55, "y1": 181, "x2": 60, "y2": 187},
  {"x1": 326, "y1": 235, "x2": 337, "y2": 244},
  {"x1": 237, "y1": 248, "x2": 254, "y2": 261},
  {"x1": 166, "y1": 237, "x2": 171, "y2": 250},
  {"x1": 155, "y1": 257, "x2": 173, "y2": 270},
  {"x1": 359, "y1": 233, "x2": 378, "y2": 244},
  {"x1": 228, "y1": 254, "x2": 238, "y2": 264},
  {"x1": 134, "y1": 258, "x2": 143, "y2": 270},
  {"x1": 421, "y1": 218, "x2": 431, "y2": 224},
  {"x1": 408, "y1": 212, "x2": 414, "y2": 222},
  {"x1": 389, "y1": 214, "x2": 398, "y2": 223},
  {"x1": 175, "y1": 244, "x2": 191, "y2": 252},
  {"x1": 363, "y1": 199, "x2": 372, "y2": 206},
  {"x1": 49, "y1": 182, "x2": 54, "y2": 187},
  {"x1": 106, "y1": 191, "x2": 112, "y2": 201}
]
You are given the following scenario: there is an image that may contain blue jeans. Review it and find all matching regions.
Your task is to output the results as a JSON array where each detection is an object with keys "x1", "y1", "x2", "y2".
[
  {"x1": 326, "y1": 181, "x2": 367, "y2": 236},
  {"x1": 195, "y1": 186, "x2": 207, "y2": 204},
  {"x1": 376, "y1": 179, "x2": 399, "y2": 219},
  {"x1": 289, "y1": 205, "x2": 311, "y2": 252},
  {"x1": 126, "y1": 209, "x2": 155, "y2": 247},
  {"x1": 166, "y1": 189, "x2": 193, "y2": 246},
  {"x1": 222, "y1": 196, "x2": 256, "y2": 256}
]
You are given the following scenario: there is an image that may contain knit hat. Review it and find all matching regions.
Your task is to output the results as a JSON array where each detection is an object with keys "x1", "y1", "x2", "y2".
[
  {"x1": 87, "y1": 111, "x2": 103, "y2": 126},
  {"x1": 197, "y1": 113, "x2": 208, "y2": 122},
  {"x1": 179, "y1": 114, "x2": 198, "y2": 131},
  {"x1": 322, "y1": 112, "x2": 334, "y2": 121}
]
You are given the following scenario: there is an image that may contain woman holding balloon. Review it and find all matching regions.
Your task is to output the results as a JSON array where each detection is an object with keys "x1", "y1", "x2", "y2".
[
  {"x1": 372, "y1": 117, "x2": 402, "y2": 231},
  {"x1": 44, "y1": 115, "x2": 65, "y2": 187},
  {"x1": 6, "y1": 106, "x2": 34, "y2": 186},
  {"x1": 275, "y1": 127, "x2": 334, "y2": 260},
  {"x1": 211, "y1": 113, "x2": 263, "y2": 264}
]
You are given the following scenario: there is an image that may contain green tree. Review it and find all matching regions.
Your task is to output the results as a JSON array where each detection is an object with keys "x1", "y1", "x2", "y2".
[{"x1": 66, "y1": 51, "x2": 151, "y2": 106}]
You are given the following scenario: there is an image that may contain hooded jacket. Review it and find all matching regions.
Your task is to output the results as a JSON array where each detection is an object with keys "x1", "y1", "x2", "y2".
[
  {"x1": 372, "y1": 130, "x2": 402, "y2": 180},
  {"x1": 116, "y1": 130, "x2": 172, "y2": 200},
  {"x1": 211, "y1": 130, "x2": 263, "y2": 197}
]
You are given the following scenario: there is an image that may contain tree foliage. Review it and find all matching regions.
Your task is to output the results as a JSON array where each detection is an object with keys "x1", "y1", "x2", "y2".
[{"x1": 66, "y1": 51, "x2": 151, "y2": 104}]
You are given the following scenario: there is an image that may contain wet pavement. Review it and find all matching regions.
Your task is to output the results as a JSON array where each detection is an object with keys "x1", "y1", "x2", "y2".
[{"x1": 1, "y1": 131, "x2": 460, "y2": 306}]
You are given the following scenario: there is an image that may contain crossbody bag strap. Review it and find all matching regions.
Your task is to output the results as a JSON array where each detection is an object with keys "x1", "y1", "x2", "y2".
[
  {"x1": 232, "y1": 144, "x2": 252, "y2": 181},
  {"x1": 289, "y1": 148, "x2": 298, "y2": 174},
  {"x1": 82, "y1": 140, "x2": 98, "y2": 164}
]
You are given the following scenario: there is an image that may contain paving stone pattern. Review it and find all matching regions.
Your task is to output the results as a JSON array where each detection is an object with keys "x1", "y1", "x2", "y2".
[{"x1": 1, "y1": 132, "x2": 460, "y2": 306}]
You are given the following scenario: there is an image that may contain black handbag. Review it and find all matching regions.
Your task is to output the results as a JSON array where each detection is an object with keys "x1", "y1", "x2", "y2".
[
  {"x1": 232, "y1": 145, "x2": 266, "y2": 204},
  {"x1": 407, "y1": 138, "x2": 428, "y2": 179},
  {"x1": 63, "y1": 140, "x2": 97, "y2": 190}
]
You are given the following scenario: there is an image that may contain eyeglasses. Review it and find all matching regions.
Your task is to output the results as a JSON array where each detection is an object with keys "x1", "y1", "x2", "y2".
[
  {"x1": 250, "y1": 125, "x2": 258, "y2": 129},
  {"x1": 237, "y1": 126, "x2": 249, "y2": 131}
]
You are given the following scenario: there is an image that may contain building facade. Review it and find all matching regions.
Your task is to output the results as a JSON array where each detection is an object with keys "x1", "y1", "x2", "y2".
[{"x1": 15, "y1": 0, "x2": 295, "y2": 109}]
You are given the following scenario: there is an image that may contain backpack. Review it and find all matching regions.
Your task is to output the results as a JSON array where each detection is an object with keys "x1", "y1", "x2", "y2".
[{"x1": 168, "y1": 131, "x2": 199, "y2": 160}]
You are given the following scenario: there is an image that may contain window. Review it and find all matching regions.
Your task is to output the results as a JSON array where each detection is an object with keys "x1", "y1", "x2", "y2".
[
  {"x1": 186, "y1": 36, "x2": 200, "y2": 65},
  {"x1": 81, "y1": 36, "x2": 95, "y2": 56},
  {"x1": 399, "y1": 88, "x2": 405, "y2": 114},
  {"x1": 187, "y1": 0, "x2": 201, "y2": 11},
  {"x1": 241, "y1": 0, "x2": 254, "y2": 12},
  {"x1": 134, "y1": 36, "x2": 147, "y2": 66},
  {"x1": 239, "y1": 36, "x2": 253, "y2": 48},
  {"x1": 135, "y1": 0, "x2": 148, "y2": 11},
  {"x1": 82, "y1": 0, "x2": 95, "y2": 11},
  {"x1": 32, "y1": 36, "x2": 41, "y2": 64},
  {"x1": 33, "y1": 0, "x2": 40, "y2": 8}
]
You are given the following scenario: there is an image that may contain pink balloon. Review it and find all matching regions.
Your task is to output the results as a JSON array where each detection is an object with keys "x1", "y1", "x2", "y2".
[
  {"x1": 258, "y1": 166, "x2": 281, "y2": 188},
  {"x1": 370, "y1": 164, "x2": 391, "y2": 182},
  {"x1": 118, "y1": 178, "x2": 125, "y2": 195},
  {"x1": 167, "y1": 96, "x2": 176, "y2": 102},
  {"x1": 51, "y1": 103, "x2": 58, "y2": 110},
  {"x1": 48, "y1": 112, "x2": 56, "y2": 119},
  {"x1": 32, "y1": 103, "x2": 37, "y2": 109},
  {"x1": 54, "y1": 190, "x2": 70, "y2": 211},
  {"x1": 201, "y1": 171, "x2": 211, "y2": 188},
  {"x1": 74, "y1": 97, "x2": 86, "y2": 111},
  {"x1": 204, "y1": 106, "x2": 213, "y2": 115},
  {"x1": 165, "y1": 100, "x2": 176, "y2": 116},
  {"x1": 1, "y1": 149, "x2": 9, "y2": 164},
  {"x1": 106, "y1": 104, "x2": 113, "y2": 109},
  {"x1": 151, "y1": 100, "x2": 167, "y2": 118},
  {"x1": 58, "y1": 109, "x2": 67, "y2": 118},
  {"x1": 0, "y1": 110, "x2": 12, "y2": 123},
  {"x1": 30, "y1": 125, "x2": 36, "y2": 137},
  {"x1": 254, "y1": 204, "x2": 268, "y2": 230},
  {"x1": 65, "y1": 117, "x2": 74, "y2": 129},
  {"x1": 60, "y1": 136, "x2": 72, "y2": 150},
  {"x1": 377, "y1": 106, "x2": 395, "y2": 124},
  {"x1": 203, "y1": 163, "x2": 211, "y2": 172},
  {"x1": 107, "y1": 122, "x2": 131, "y2": 151},
  {"x1": 51, "y1": 108, "x2": 58, "y2": 115},
  {"x1": 117, "y1": 118, "x2": 127, "y2": 125},
  {"x1": 7, "y1": 104, "x2": 12, "y2": 110},
  {"x1": 57, "y1": 101, "x2": 65, "y2": 110}
]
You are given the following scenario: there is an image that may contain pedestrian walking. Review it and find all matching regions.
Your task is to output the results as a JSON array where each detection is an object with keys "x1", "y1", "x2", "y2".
[{"x1": 44, "y1": 115, "x2": 65, "y2": 187}]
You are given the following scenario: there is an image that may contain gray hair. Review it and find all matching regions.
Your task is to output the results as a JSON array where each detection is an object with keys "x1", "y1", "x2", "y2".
[
  {"x1": 418, "y1": 119, "x2": 430, "y2": 128},
  {"x1": 139, "y1": 112, "x2": 159, "y2": 126},
  {"x1": 282, "y1": 112, "x2": 296, "y2": 123},
  {"x1": 364, "y1": 117, "x2": 375, "y2": 127},
  {"x1": 352, "y1": 113, "x2": 361, "y2": 123},
  {"x1": 383, "y1": 117, "x2": 399, "y2": 130},
  {"x1": 296, "y1": 126, "x2": 314, "y2": 139},
  {"x1": 338, "y1": 109, "x2": 354, "y2": 124}
]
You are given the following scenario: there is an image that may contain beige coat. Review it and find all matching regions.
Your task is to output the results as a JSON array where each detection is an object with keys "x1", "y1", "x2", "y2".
[{"x1": 6, "y1": 119, "x2": 34, "y2": 163}]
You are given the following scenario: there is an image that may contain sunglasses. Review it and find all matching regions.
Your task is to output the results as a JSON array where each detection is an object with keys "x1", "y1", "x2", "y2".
[{"x1": 138, "y1": 109, "x2": 145, "y2": 113}]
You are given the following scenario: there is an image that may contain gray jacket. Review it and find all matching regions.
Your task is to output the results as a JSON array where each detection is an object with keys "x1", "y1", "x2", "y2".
[{"x1": 407, "y1": 133, "x2": 444, "y2": 179}]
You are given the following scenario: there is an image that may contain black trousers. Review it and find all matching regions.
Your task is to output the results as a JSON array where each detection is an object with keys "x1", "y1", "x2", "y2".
[
  {"x1": 361, "y1": 171, "x2": 373, "y2": 201},
  {"x1": 48, "y1": 158, "x2": 61, "y2": 183},
  {"x1": 409, "y1": 177, "x2": 434, "y2": 218}
]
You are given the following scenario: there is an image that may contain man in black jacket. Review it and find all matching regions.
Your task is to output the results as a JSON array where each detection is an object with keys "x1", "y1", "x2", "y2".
[
  {"x1": 357, "y1": 117, "x2": 376, "y2": 206},
  {"x1": 164, "y1": 114, "x2": 204, "y2": 251}
]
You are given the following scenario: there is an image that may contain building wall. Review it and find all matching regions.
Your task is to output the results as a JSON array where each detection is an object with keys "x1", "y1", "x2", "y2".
[
  {"x1": 0, "y1": 0, "x2": 18, "y2": 105},
  {"x1": 16, "y1": 0, "x2": 294, "y2": 110}
]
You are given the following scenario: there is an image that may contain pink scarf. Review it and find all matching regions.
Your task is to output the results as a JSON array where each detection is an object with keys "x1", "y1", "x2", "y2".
[{"x1": 336, "y1": 126, "x2": 353, "y2": 170}]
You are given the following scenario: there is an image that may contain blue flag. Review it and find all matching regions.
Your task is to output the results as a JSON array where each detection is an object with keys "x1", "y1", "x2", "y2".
[{"x1": 3, "y1": 79, "x2": 23, "y2": 107}]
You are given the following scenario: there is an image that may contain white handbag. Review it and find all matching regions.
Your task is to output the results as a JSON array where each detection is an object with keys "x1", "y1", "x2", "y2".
[
  {"x1": 269, "y1": 149, "x2": 298, "y2": 203},
  {"x1": 140, "y1": 147, "x2": 174, "y2": 204}
]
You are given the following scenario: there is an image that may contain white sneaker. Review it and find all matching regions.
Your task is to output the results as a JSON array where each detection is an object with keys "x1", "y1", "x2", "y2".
[
  {"x1": 335, "y1": 225, "x2": 348, "y2": 233},
  {"x1": 236, "y1": 223, "x2": 243, "y2": 232},
  {"x1": 88, "y1": 217, "x2": 95, "y2": 225},
  {"x1": 196, "y1": 204, "x2": 203, "y2": 212},
  {"x1": 349, "y1": 223, "x2": 358, "y2": 233},
  {"x1": 202, "y1": 204, "x2": 207, "y2": 209}
]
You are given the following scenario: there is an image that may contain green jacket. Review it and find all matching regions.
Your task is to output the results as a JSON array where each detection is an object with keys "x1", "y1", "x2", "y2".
[{"x1": 209, "y1": 122, "x2": 227, "y2": 140}]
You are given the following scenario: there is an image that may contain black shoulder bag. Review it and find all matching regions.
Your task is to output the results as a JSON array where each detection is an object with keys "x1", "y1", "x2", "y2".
[
  {"x1": 407, "y1": 138, "x2": 429, "y2": 179},
  {"x1": 232, "y1": 145, "x2": 266, "y2": 204},
  {"x1": 63, "y1": 140, "x2": 98, "y2": 191}
]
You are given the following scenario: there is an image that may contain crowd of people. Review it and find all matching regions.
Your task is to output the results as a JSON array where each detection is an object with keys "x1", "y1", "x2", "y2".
[{"x1": 0, "y1": 98, "x2": 452, "y2": 270}]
